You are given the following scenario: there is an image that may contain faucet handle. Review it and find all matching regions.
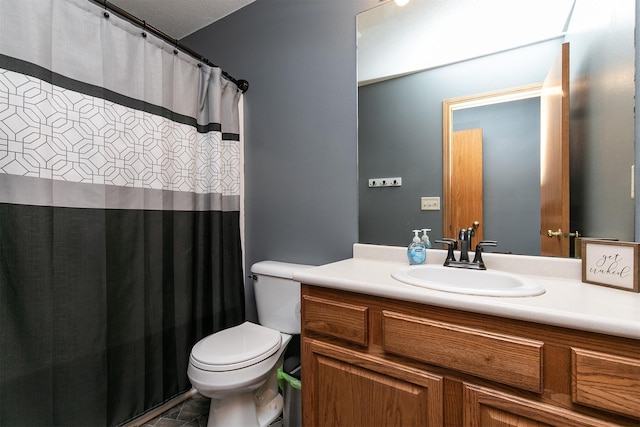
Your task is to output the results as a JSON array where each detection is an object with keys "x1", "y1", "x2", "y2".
[
  {"x1": 436, "y1": 238, "x2": 458, "y2": 249},
  {"x1": 472, "y1": 240, "x2": 498, "y2": 269},
  {"x1": 478, "y1": 240, "x2": 497, "y2": 246},
  {"x1": 435, "y1": 239, "x2": 457, "y2": 264}
]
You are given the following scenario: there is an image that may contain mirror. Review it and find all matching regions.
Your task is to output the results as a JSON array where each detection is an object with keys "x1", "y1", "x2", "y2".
[{"x1": 357, "y1": 0, "x2": 636, "y2": 256}]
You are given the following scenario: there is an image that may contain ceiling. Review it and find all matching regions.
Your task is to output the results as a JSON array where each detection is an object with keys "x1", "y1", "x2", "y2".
[
  {"x1": 358, "y1": 0, "x2": 575, "y2": 84},
  {"x1": 108, "y1": 0, "x2": 256, "y2": 39}
]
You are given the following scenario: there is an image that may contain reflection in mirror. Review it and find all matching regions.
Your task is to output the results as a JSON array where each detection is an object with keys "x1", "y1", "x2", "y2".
[
  {"x1": 357, "y1": 0, "x2": 636, "y2": 256},
  {"x1": 444, "y1": 86, "x2": 542, "y2": 256}
]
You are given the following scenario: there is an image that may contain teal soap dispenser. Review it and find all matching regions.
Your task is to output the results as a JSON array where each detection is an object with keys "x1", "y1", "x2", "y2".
[{"x1": 407, "y1": 229, "x2": 426, "y2": 265}]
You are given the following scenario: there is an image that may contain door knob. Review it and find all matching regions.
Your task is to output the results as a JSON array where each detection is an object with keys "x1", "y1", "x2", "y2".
[
  {"x1": 547, "y1": 229, "x2": 562, "y2": 237},
  {"x1": 546, "y1": 229, "x2": 580, "y2": 238}
]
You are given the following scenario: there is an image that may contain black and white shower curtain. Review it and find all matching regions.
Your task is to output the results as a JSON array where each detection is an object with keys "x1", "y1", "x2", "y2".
[{"x1": 0, "y1": 0, "x2": 245, "y2": 425}]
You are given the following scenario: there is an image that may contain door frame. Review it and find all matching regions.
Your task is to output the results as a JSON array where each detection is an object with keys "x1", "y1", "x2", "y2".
[
  {"x1": 540, "y1": 42, "x2": 570, "y2": 257},
  {"x1": 442, "y1": 84, "x2": 543, "y2": 240}
]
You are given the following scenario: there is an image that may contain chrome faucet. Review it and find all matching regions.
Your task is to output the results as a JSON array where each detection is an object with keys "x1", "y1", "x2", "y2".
[{"x1": 435, "y1": 224, "x2": 497, "y2": 270}]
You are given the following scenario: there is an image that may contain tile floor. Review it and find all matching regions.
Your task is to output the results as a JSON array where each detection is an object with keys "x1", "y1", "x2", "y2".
[
  {"x1": 141, "y1": 393, "x2": 209, "y2": 427},
  {"x1": 142, "y1": 392, "x2": 284, "y2": 427}
]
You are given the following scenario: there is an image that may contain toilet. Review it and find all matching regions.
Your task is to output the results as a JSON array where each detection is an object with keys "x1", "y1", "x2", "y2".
[{"x1": 187, "y1": 260, "x2": 312, "y2": 427}]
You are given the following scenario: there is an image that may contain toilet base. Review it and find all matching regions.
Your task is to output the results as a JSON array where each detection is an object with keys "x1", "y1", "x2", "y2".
[{"x1": 207, "y1": 391, "x2": 283, "y2": 427}]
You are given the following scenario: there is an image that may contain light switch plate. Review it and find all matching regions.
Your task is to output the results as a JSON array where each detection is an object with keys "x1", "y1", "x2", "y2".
[{"x1": 421, "y1": 196, "x2": 440, "y2": 210}]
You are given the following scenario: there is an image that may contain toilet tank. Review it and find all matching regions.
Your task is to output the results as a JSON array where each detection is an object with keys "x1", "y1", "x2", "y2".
[{"x1": 251, "y1": 261, "x2": 313, "y2": 334}]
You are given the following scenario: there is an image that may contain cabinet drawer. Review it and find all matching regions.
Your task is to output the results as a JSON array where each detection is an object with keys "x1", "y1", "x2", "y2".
[
  {"x1": 382, "y1": 311, "x2": 543, "y2": 392},
  {"x1": 571, "y1": 348, "x2": 640, "y2": 419},
  {"x1": 302, "y1": 295, "x2": 369, "y2": 346}
]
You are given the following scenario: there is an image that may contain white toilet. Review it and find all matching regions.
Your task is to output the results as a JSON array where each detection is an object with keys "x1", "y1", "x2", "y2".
[{"x1": 187, "y1": 260, "x2": 312, "y2": 427}]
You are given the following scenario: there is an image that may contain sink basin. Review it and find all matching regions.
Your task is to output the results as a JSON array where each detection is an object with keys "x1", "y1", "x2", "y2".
[{"x1": 391, "y1": 265, "x2": 545, "y2": 297}]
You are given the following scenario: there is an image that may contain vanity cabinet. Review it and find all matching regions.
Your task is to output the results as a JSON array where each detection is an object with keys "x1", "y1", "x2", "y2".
[{"x1": 301, "y1": 285, "x2": 640, "y2": 427}]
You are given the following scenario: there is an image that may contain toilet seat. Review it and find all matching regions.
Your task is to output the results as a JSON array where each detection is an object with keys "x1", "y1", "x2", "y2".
[{"x1": 190, "y1": 322, "x2": 282, "y2": 372}]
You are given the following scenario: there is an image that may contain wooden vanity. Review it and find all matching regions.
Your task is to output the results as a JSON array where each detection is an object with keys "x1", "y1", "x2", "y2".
[
  {"x1": 296, "y1": 245, "x2": 640, "y2": 427},
  {"x1": 301, "y1": 285, "x2": 639, "y2": 426}
]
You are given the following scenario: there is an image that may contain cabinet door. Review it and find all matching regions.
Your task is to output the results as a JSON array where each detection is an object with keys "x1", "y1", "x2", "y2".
[
  {"x1": 463, "y1": 383, "x2": 614, "y2": 427},
  {"x1": 571, "y1": 347, "x2": 640, "y2": 419},
  {"x1": 303, "y1": 338, "x2": 443, "y2": 427}
]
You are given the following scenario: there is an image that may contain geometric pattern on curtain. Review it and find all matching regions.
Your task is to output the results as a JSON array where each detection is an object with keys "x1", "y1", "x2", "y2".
[
  {"x1": 0, "y1": 66, "x2": 240, "y2": 198},
  {"x1": 0, "y1": 0, "x2": 245, "y2": 425}
]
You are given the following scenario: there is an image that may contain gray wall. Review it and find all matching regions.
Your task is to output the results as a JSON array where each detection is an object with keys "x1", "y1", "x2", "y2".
[{"x1": 184, "y1": 0, "x2": 379, "y2": 319}]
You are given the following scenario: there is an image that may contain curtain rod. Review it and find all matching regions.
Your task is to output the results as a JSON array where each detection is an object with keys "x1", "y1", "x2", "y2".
[{"x1": 91, "y1": 0, "x2": 249, "y2": 93}]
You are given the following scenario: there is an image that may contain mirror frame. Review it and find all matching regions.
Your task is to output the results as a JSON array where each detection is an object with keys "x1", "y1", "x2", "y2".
[{"x1": 442, "y1": 83, "x2": 543, "y2": 239}]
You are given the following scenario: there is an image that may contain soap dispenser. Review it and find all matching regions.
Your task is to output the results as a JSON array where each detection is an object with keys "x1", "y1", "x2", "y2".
[
  {"x1": 421, "y1": 228, "x2": 432, "y2": 249},
  {"x1": 407, "y1": 229, "x2": 426, "y2": 265}
]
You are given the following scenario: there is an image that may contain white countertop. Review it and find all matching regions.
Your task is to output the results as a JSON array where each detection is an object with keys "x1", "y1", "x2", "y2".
[{"x1": 293, "y1": 244, "x2": 640, "y2": 340}]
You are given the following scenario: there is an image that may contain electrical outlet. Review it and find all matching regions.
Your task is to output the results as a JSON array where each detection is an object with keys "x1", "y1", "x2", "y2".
[
  {"x1": 421, "y1": 196, "x2": 440, "y2": 211},
  {"x1": 368, "y1": 177, "x2": 402, "y2": 188}
]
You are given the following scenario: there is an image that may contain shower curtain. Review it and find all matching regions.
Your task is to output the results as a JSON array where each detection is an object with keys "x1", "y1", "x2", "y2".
[{"x1": 0, "y1": 0, "x2": 245, "y2": 425}]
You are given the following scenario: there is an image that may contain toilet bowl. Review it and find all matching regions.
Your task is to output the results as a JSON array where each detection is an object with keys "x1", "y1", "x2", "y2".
[
  {"x1": 187, "y1": 261, "x2": 312, "y2": 427},
  {"x1": 187, "y1": 322, "x2": 292, "y2": 426}
]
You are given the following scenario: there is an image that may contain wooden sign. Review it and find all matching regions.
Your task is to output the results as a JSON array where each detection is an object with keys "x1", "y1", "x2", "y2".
[{"x1": 581, "y1": 239, "x2": 639, "y2": 292}]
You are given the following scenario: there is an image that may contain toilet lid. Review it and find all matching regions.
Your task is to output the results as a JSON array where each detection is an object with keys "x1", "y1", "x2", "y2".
[{"x1": 190, "y1": 322, "x2": 282, "y2": 372}]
